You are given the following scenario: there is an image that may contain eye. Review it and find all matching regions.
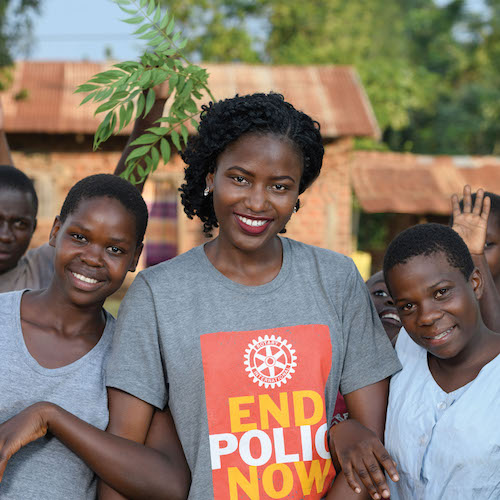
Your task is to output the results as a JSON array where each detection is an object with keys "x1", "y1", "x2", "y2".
[
  {"x1": 373, "y1": 289, "x2": 388, "y2": 297},
  {"x1": 107, "y1": 246, "x2": 124, "y2": 255},
  {"x1": 13, "y1": 220, "x2": 29, "y2": 230},
  {"x1": 485, "y1": 241, "x2": 495, "y2": 248},
  {"x1": 272, "y1": 184, "x2": 288, "y2": 192},
  {"x1": 399, "y1": 303, "x2": 414, "y2": 312},
  {"x1": 435, "y1": 288, "x2": 449, "y2": 298},
  {"x1": 232, "y1": 175, "x2": 248, "y2": 184},
  {"x1": 71, "y1": 233, "x2": 87, "y2": 243}
]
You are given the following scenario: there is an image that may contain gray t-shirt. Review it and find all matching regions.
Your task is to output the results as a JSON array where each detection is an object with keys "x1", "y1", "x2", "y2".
[
  {"x1": 106, "y1": 237, "x2": 401, "y2": 499},
  {"x1": 0, "y1": 290, "x2": 114, "y2": 500},
  {"x1": 0, "y1": 243, "x2": 55, "y2": 293}
]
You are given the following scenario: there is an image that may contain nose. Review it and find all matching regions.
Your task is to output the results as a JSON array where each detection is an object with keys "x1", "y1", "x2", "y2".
[
  {"x1": 245, "y1": 184, "x2": 270, "y2": 213},
  {"x1": 0, "y1": 221, "x2": 14, "y2": 243},
  {"x1": 417, "y1": 300, "x2": 442, "y2": 327},
  {"x1": 80, "y1": 244, "x2": 104, "y2": 267},
  {"x1": 385, "y1": 296, "x2": 395, "y2": 307}
]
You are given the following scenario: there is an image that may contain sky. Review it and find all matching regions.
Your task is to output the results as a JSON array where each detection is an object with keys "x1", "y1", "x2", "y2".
[
  {"x1": 27, "y1": 0, "x2": 145, "y2": 62},
  {"x1": 24, "y1": 0, "x2": 488, "y2": 63}
]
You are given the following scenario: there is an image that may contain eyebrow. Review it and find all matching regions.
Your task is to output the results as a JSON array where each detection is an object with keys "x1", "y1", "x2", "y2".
[
  {"x1": 226, "y1": 166, "x2": 297, "y2": 183},
  {"x1": 69, "y1": 224, "x2": 129, "y2": 244},
  {"x1": 395, "y1": 279, "x2": 452, "y2": 303}
]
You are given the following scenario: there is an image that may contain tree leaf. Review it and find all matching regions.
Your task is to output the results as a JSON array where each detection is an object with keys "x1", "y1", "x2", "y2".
[
  {"x1": 151, "y1": 146, "x2": 160, "y2": 170},
  {"x1": 123, "y1": 16, "x2": 144, "y2": 24},
  {"x1": 153, "y1": 6, "x2": 162, "y2": 24},
  {"x1": 133, "y1": 23, "x2": 151, "y2": 35},
  {"x1": 130, "y1": 133, "x2": 158, "y2": 146},
  {"x1": 75, "y1": 83, "x2": 99, "y2": 93},
  {"x1": 160, "y1": 12, "x2": 170, "y2": 30},
  {"x1": 95, "y1": 100, "x2": 117, "y2": 115},
  {"x1": 160, "y1": 138, "x2": 171, "y2": 163},
  {"x1": 79, "y1": 91, "x2": 97, "y2": 106},
  {"x1": 146, "y1": 126, "x2": 168, "y2": 135},
  {"x1": 171, "y1": 130, "x2": 181, "y2": 150},
  {"x1": 166, "y1": 16, "x2": 175, "y2": 35},
  {"x1": 135, "y1": 92, "x2": 146, "y2": 119},
  {"x1": 127, "y1": 145, "x2": 152, "y2": 162},
  {"x1": 147, "y1": 0, "x2": 155, "y2": 16},
  {"x1": 144, "y1": 88, "x2": 156, "y2": 117}
]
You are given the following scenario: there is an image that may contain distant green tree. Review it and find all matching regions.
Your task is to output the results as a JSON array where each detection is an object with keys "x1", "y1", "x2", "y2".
[{"x1": 0, "y1": 0, "x2": 41, "y2": 67}]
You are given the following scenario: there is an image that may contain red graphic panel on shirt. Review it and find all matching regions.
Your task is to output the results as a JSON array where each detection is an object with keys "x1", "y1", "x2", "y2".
[{"x1": 200, "y1": 324, "x2": 335, "y2": 500}]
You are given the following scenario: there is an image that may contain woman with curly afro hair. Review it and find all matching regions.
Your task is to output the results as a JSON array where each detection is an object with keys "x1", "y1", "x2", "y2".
[{"x1": 103, "y1": 93, "x2": 401, "y2": 500}]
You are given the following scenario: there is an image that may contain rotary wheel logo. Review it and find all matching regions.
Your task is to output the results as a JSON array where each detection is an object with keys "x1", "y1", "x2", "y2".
[{"x1": 244, "y1": 335, "x2": 297, "y2": 389}]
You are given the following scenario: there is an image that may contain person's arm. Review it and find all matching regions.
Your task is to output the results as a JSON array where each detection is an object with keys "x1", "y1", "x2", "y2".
[
  {"x1": 326, "y1": 380, "x2": 397, "y2": 500},
  {"x1": 451, "y1": 185, "x2": 500, "y2": 331},
  {"x1": 113, "y1": 81, "x2": 170, "y2": 193},
  {"x1": 0, "y1": 99, "x2": 13, "y2": 165},
  {"x1": 98, "y1": 389, "x2": 190, "y2": 499},
  {"x1": 0, "y1": 392, "x2": 190, "y2": 500}
]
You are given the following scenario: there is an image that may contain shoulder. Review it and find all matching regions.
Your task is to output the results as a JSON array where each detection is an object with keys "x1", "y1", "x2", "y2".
[
  {"x1": 24, "y1": 243, "x2": 55, "y2": 264},
  {"x1": 286, "y1": 238, "x2": 355, "y2": 276},
  {"x1": 0, "y1": 290, "x2": 23, "y2": 319},
  {"x1": 139, "y1": 246, "x2": 201, "y2": 286}
]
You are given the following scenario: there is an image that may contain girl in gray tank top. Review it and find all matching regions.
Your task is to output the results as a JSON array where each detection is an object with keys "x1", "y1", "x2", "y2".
[{"x1": 0, "y1": 175, "x2": 188, "y2": 499}]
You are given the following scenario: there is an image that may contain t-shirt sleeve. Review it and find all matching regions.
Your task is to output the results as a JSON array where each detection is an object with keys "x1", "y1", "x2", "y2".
[
  {"x1": 339, "y1": 261, "x2": 401, "y2": 395},
  {"x1": 105, "y1": 273, "x2": 168, "y2": 410}
]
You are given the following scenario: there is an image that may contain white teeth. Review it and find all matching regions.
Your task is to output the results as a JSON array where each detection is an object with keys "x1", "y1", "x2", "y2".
[
  {"x1": 237, "y1": 215, "x2": 268, "y2": 227},
  {"x1": 72, "y1": 272, "x2": 98, "y2": 284},
  {"x1": 382, "y1": 313, "x2": 401, "y2": 323},
  {"x1": 430, "y1": 327, "x2": 453, "y2": 340}
]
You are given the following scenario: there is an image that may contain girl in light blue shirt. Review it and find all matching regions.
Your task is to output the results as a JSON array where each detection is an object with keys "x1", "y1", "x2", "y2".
[{"x1": 383, "y1": 222, "x2": 500, "y2": 499}]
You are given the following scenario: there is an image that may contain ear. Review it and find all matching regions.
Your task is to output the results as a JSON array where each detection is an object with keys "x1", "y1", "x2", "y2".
[
  {"x1": 469, "y1": 267, "x2": 484, "y2": 301},
  {"x1": 128, "y1": 243, "x2": 143, "y2": 272},
  {"x1": 205, "y1": 171, "x2": 215, "y2": 192},
  {"x1": 48, "y1": 216, "x2": 62, "y2": 248}
]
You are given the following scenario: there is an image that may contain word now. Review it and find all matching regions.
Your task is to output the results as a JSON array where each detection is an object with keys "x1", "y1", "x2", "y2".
[{"x1": 227, "y1": 460, "x2": 333, "y2": 499}]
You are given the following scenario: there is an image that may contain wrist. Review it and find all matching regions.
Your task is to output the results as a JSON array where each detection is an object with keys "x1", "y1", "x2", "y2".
[{"x1": 37, "y1": 401, "x2": 61, "y2": 429}]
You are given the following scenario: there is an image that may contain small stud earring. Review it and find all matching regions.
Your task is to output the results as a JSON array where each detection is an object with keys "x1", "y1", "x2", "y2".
[
  {"x1": 293, "y1": 199, "x2": 300, "y2": 213},
  {"x1": 203, "y1": 187, "x2": 210, "y2": 197}
]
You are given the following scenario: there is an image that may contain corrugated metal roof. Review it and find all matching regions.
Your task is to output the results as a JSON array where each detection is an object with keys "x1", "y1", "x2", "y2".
[
  {"x1": 352, "y1": 151, "x2": 500, "y2": 214},
  {"x1": 1, "y1": 61, "x2": 379, "y2": 139}
]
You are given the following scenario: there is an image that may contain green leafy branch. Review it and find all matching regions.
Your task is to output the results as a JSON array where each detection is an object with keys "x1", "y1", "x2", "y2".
[{"x1": 75, "y1": 0, "x2": 215, "y2": 184}]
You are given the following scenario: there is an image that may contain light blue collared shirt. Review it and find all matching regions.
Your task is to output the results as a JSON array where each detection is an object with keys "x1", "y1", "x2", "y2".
[{"x1": 385, "y1": 328, "x2": 500, "y2": 500}]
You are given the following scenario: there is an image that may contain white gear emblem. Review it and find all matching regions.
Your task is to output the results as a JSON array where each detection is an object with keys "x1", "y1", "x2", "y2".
[{"x1": 244, "y1": 335, "x2": 297, "y2": 388}]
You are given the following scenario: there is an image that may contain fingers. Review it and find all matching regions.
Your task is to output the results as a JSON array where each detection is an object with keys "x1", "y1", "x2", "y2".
[
  {"x1": 482, "y1": 195, "x2": 491, "y2": 222},
  {"x1": 463, "y1": 184, "x2": 472, "y2": 213},
  {"x1": 473, "y1": 188, "x2": 484, "y2": 215},
  {"x1": 374, "y1": 445, "x2": 399, "y2": 482},
  {"x1": 342, "y1": 460, "x2": 363, "y2": 495},
  {"x1": 451, "y1": 193, "x2": 461, "y2": 218}
]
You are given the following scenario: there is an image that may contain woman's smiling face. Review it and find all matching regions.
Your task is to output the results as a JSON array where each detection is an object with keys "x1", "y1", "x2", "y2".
[{"x1": 206, "y1": 133, "x2": 303, "y2": 253}]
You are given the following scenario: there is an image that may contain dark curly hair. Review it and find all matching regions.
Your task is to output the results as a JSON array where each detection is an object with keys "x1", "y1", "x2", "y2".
[
  {"x1": 179, "y1": 92, "x2": 324, "y2": 234},
  {"x1": 383, "y1": 223, "x2": 474, "y2": 292},
  {"x1": 0, "y1": 164, "x2": 38, "y2": 216},
  {"x1": 59, "y1": 174, "x2": 149, "y2": 245}
]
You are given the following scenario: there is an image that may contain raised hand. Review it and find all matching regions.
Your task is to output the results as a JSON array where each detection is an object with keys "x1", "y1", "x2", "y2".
[
  {"x1": 330, "y1": 419, "x2": 398, "y2": 499},
  {"x1": 0, "y1": 403, "x2": 51, "y2": 481},
  {"x1": 451, "y1": 185, "x2": 490, "y2": 256}
]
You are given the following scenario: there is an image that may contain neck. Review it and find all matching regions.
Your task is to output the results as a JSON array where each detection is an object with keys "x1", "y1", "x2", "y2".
[
  {"x1": 27, "y1": 281, "x2": 106, "y2": 335},
  {"x1": 205, "y1": 234, "x2": 283, "y2": 286}
]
